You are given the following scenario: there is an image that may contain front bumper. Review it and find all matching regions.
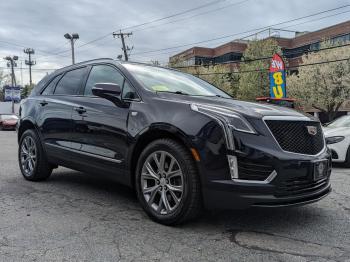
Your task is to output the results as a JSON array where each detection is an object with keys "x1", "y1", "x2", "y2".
[
  {"x1": 200, "y1": 134, "x2": 332, "y2": 210},
  {"x1": 203, "y1": 180, "x2": 331, "y2": 209}
]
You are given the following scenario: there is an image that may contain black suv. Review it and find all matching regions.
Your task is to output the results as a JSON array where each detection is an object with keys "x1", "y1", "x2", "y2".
[{"x1": 18, "y1": 58, "x2": 331, "y2": 225}]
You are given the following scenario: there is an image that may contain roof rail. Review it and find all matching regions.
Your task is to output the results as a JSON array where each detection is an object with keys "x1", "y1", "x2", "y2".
[
  {"x1": 56, "y1": 58, "x2": 114, "y2": 72},
  {"x1": 74, "y1": 57, "x2": 114, "y2": 66}
]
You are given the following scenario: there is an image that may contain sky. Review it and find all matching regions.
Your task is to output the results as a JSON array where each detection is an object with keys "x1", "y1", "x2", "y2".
[{"x1": 0, "y1": 0, "x2": 349, "y2": 85}]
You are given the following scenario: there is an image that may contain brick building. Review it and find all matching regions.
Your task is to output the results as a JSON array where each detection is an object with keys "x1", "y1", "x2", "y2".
[
  {"x1": 170, "y1": 20, "x2": 350, "y2": 68},
  {"x1": 169, "y1": 20, "x2": 350, "y2": 120}
]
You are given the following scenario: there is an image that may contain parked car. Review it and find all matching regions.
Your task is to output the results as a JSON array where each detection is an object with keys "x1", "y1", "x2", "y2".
[
  {"x1": 17, "y1": 58, "x2": 331, "y2": 225},
  {"x1": 323, "y1": 115, "x2": 350, "y2": 165},
  {"x1": 0, "y1": 114, "x2": 18, "y2": 130}
]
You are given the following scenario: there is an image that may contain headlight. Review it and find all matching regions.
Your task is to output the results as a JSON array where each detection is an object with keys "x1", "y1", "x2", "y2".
[
  {"x1": 190, "y1": 103, "x2": 256, "y2": 134},
  {"x1": 326, "y1": 136, "x2": 345, "y2": 144}
]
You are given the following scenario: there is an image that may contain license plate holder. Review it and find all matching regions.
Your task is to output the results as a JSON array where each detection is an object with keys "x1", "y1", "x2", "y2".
[{"x1": 313, "y1": 160, "x2": 328, "y2": 181}]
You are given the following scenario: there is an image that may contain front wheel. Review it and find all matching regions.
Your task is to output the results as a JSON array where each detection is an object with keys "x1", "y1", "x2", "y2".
[{"x1": 135, "y1": 139, "x2": 202, "y2": 225}]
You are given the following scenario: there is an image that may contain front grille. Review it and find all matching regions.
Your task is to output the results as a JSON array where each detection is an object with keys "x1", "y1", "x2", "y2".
[
  {"x1": 238, "y1": 158, "x2": 274, "y2": 181},
  {"x1": 275, "y1": 176, "x2": 329, "y2": 197},
  {"x1": 265, "y1": 120, "x2": 324, "y2": 155}
]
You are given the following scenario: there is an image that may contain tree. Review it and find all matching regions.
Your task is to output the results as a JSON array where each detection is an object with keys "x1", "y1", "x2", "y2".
[
  {"x1": 0, "y1": 70, "x2": 10, "y2": 101},
  {"x1": 287, "y1": 41, "x2": 350, "y2": 121},
  {"x1": 179, "y1": 64, "x2": 240, "y2": 97},
  {"x1": 21, "y1": 84, "x2": 35, "y2": 98},
  {"x1": 237, "y1": 38, "x2": 283, "y2": 100}
]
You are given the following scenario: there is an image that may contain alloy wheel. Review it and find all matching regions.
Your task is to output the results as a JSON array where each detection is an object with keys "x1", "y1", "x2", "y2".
[
  {"x1": 141, "y1": 150, "x2": 184, "y2": 215},
  {"x1": 20, "y1": 136, "x2": 37, "y2": 176}
]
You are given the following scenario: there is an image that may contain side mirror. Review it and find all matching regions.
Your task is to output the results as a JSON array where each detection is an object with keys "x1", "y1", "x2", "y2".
[
  {"x1": 92, "y1": 83, "x2": 121, "y2": 97},
  {"x1": 91, "y1": 83, "x2": 126, "y2": 107}
]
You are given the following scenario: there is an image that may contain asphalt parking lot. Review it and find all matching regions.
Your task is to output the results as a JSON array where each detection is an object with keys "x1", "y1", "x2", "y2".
[{"x1": 0, "y1": 131, "x2": 349, "y2": 262}]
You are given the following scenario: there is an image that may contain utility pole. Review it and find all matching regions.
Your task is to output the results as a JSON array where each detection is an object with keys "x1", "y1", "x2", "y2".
[
  {"x1": 64, "y1": 33, "x2": 79, "y2": 64},
  {"x1": 4, "y1": 56, "x2": 18, "y2": 114},
  {"x1": 113, "y1": 31, "x2": 133, "y2": 61},
  {"x1": 23, "y1": 48, "x2": 36, "y2": 86}
]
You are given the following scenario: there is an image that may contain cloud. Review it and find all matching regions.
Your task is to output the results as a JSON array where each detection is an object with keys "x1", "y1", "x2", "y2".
[{"x1": 0, "y1": 0, "x2": 349, "y2": 83}]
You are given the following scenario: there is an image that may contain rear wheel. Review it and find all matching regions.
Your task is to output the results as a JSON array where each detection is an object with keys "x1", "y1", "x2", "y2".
[
  {"x1": 135, "y1": 139, "x2": 202, "y2": 225},
  {"x1": 18, "y1": 129, "x2": 52, "y2": 181}
]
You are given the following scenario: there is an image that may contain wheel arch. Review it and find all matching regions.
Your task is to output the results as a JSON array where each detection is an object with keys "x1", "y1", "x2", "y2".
[
  {"x1": 128, "y1": 123, "x2": 200, "y2": 189},
  {"x1": 17, "y1": 117, "x2": 39, "y2": 143}
]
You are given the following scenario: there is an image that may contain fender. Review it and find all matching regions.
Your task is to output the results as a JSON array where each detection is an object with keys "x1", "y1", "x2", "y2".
[
  {"x1": 126, "y1": 122, "x2": 200, "y2": 188},
  {"x1": 18, "y1": 116, "x2": 49, "y2": 156}
]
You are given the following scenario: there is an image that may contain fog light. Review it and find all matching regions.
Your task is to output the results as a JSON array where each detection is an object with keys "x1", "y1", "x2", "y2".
[{"x1": 227, "y1": 155, "x2": 238, "y2": 179}]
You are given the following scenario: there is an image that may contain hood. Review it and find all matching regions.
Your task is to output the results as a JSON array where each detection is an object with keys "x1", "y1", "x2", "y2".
[
  {"x1": 323, "y1": 126, "x2": 350, "y2": 137},
  {"x1": 155, "y1": 92, "x2": 314, "y2": 120}
]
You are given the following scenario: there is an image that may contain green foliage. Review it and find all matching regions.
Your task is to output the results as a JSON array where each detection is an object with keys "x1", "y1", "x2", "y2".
[
  {"x1": 237, "y1": 38, "x2": 283, "y2": 101},
  {"x1": 287, "y1": 40, "x2": 350, "y2": 121},
  {"x1": 21, "y1": 84, "x2": 35, "y2": 98},
  {"x1": 179, "y1": 65, "x2": 240, "y2": 97},
  {"x1": 0, "y1": 70, "x2": 10, "y2": 101}
]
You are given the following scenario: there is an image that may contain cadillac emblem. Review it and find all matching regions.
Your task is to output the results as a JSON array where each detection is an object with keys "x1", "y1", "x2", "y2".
[{"x1": 306, "y1": 126, "x2": 317, "y2": 136}]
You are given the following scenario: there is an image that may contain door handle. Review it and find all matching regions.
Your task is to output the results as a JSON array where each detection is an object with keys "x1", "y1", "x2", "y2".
[
  {"x1": 40, "y1": 100, "x2": 48, "y2": 106},
  {"x1": 74, "y1": 106, "x2": 87, "y2": 114}
]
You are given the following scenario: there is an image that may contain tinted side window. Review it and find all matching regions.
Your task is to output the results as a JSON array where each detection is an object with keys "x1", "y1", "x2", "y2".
[
  {"x1": 122, "y1": 81, "x2": 139, "y2": 100},
  {"x1": 54, "y1": 67, "x2": 86, "y2": 95},
  {"x1": 41, "y1": 74, "x2": 62, "y2": 95},
  {"x1": 84, "y1": 65, "x2": 124, "y2": 96}
]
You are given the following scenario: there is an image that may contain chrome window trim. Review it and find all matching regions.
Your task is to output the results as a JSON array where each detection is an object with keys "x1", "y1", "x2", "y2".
[{"x1": 262, "y1": 116, "x2": 327, "y2": 157}]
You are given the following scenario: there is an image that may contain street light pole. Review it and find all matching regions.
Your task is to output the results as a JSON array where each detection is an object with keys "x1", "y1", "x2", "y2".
[
  {"x1": 64, "y1": 33, "x2": 79, "y2": 64},
  {"x1": 4, "y1": 56, "x2": 18, "y2": 114}
]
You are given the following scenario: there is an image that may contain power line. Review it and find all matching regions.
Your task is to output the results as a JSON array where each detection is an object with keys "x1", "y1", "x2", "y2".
[
  {"x1": 280, "y1": 9, "x2": 350, "y2": 30},
  {"x1": 30, "y1": 0, "x2": 229, "y2": 57},
  {"x1": 132, "y1": 4, "x2": 350, "y2": 56},
  {"x1": 0, "y1": 67, "x2": 57, "y2": 71},
  {"x1": 121, "y1": 0, "x2": 226, "y2": 31},
  {"x1": 10, "y1": 41, "x2": 350, "y2": 72},
  {"x1": 132, "y1": 0, "x2": 250, "y2": 33},
  {"x1": 172, "y1": 42, "x2": 350, "y2": 69},
  {"x1": 184, "y1": 57, "x2": 350, "y2": 75}
]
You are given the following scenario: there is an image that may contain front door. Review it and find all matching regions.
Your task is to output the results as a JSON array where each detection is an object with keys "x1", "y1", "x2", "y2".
[{"x1": 70, "y1": 64, "x2": 139, "y2": 183}]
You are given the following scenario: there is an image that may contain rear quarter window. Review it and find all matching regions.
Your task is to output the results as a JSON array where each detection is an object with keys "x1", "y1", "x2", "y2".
[
  {"x1": 41, "y1": 74, "x2": 62, "y2": 95},
  {"x1": 54, "y1": 67, "x2": 87, "y2": 95}
]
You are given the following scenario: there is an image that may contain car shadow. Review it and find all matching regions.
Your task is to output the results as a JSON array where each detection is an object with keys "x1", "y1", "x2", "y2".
[
  {"x1": 44, "y1": 168, "x2": 328, "y2": 231},
  {"x1": 46, "y1": 168, "x2": 138, "y2": 205}
]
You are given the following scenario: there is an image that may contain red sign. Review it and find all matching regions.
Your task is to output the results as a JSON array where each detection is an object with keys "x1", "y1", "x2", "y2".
[{"x1": 269, "y1": 54, "x2": 285, "y2": 72}]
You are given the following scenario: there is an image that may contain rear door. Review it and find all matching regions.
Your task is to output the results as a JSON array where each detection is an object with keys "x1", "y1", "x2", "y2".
[
  {"x1": 70, "y1": 64, "x2": 140, "y2": 183},
  {"x1": 37, "y1": 67, "x2": 89, "y2": 164}
]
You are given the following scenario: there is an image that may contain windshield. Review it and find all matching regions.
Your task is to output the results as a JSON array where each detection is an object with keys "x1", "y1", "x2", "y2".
[
  {"x1": 124, "y1": 64, "x2": 231, "y2": 98},
  {"x1": 327, "y1": 115, "x2": 350, "y2": 128},
  {"x1": 0, "y1": 115, "x2": 18, "y2": 120}
]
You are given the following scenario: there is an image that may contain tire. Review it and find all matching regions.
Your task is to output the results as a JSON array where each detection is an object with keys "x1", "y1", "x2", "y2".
[
  {"x1": 135, "y1": 138, "x2": 202, "y2": 225},
  {"x1": 344, "y1": 146, "x2": 350, "y2": 167},
  {"x1": 18, "y1": 129, "x2": 52, "y2": 181}
]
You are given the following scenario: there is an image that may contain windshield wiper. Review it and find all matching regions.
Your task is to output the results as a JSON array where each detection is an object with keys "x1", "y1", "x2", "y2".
[{"x1": 157, "y1": 90, "x2": 189, "y2": 95}]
